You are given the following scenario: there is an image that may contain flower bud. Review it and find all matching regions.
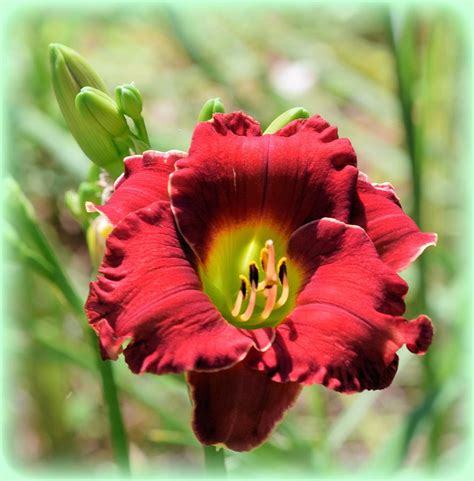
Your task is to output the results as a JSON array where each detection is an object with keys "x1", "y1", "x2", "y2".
[
  {"x1": 78, "y1": 180, "x2": 102, "y2": 211},
  {"x1": 263, "y1": 107, "x2": 309, "y2": 134},
  {"x1": 197, "y1": 97, "x2": 225, "y2": 122},
  {"x1": 65, "y1": 180, "x2": 102, "y2": 226},
  {"x1": 49, "y1": 43, "x2": 124, "y2": 178},
  {"x1": 76, "y1": 87, "x2": 129, "y2": 138},
  {"x1": 115, "y1": 84, "x2": 143, "y2": 120},
  {"x1": 49, "y1": 43, "x2": 108, "y2": 93},
  {"x1": 64, "y1": 190, "x2": 82, "y2": 221}
]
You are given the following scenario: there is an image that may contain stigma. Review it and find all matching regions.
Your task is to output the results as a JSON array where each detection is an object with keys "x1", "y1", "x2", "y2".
[{"x1": 231, "y1": 240, "x2": 289, "y2": 323}]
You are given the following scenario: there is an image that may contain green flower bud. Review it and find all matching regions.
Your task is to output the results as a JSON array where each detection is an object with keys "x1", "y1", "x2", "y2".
[
  {"x1": 64, "y1": 190, "x2": 82, "y2": 221},
  {"x1": 197, "y1": 97, "x2": 225, "y2": 122},
  {"x1": 78, "y1": 180, "x2": 102, "y2": 211},
  {"x1": 115, "y1": 83, "x2": 143, "y2": 120},
  {"x1": 49, "y1": 43, "x2": 107, "y2": 92},
  {"x1": 76, "y1": 87, "x2": 129, "y2": 138},
  {"x1": 263, "y1": 107, "x2": 309, "y2": 135},
  {"x1": 65, "y1": 180, "x2": 102, "y2": 226},
  {"x1": 49, "y1": 43, "x2": 124, "y2": 178}
]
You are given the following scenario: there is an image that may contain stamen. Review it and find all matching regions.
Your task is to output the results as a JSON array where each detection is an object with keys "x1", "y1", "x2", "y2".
[
  {"x1": 230, "y1": 240, "x2": 291, "y2": 323},
  {"x1": 231, "y1": 276, "x2": 248, "y2": 317},
  {"x1": 275, "y1": 258, "x2": 289, "y2": 308},
  {"x1": 240, "y1": 263, "x2": 259, "y2": 322},
  {"x1": 260, "y1": 283, "x2": 277, "y2": 320},
  {"x1": 259, "y1": 247, "x2": 269, "y2": 292}
]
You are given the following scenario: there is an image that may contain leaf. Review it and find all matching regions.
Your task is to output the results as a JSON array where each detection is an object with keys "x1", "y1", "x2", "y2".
[
  {"x1": 365, "y1": 376, "x2": 464, "y2": 473},
  {"x1": 14, "y1": 107, "x2": 88, "y2": 179},
  {"x1": 326, "y1": 352, "x2": 412, "y2": 452},
  {"x1": 4, "y1": 177, "x2": 85, "y2": 317}
]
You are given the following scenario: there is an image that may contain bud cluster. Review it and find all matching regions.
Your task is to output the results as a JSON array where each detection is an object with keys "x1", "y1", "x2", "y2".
[{"x1": 49, "y1": 43, "x2": 150, "y2": 179}]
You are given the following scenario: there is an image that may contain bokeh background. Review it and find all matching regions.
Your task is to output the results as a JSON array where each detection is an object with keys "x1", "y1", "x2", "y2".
[{"x1": 3, "y1": 2, "x2": 470, "y2": 477}]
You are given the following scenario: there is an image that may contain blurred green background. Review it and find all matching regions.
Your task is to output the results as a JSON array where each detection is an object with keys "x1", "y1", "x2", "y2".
[{"x1": 3, "y1": 2, "x2": 469, "y2": 477}]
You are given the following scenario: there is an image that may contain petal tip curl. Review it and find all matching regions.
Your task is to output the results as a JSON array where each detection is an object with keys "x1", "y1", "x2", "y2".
[
  {"x1": 400, "y1": 315, "x2": 434, "y2": 355},
  {"x1": 352, "y1": 176, "x2": 438, "y2": 272}
]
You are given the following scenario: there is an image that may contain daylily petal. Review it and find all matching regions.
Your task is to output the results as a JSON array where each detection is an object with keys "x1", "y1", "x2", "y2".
[
  {"x1": 85, "y1": 201, "x2": 274, "y2": 374},
  {"x1": 351, "y1": 174, "x2": 437, "y2": 272},
  {"x1": 248, "y1": 218, "x2": 433, "y2": 392},
  {"x1": 169, "y1": 112, "x2": 358, "y2": 262},
  {"x1": 88, "y1": 150, "x2": 186, "y2": 225},
  {"x1": 187, "y1": 361, "x2": 302, "y2": 452}
]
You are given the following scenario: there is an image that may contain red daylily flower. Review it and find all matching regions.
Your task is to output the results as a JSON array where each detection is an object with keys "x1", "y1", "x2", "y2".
[{"x1": 85, "y1": 112, "x2": 436, "y2": 452}]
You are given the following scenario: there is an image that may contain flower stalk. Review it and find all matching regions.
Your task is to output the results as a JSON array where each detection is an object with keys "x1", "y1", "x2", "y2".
[{"x1": 203, "y1": 445, "x2": 226, "y2": 476}]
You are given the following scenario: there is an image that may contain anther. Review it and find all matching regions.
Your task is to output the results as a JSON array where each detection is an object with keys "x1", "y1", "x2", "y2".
[
  {"x1": 249, "y1": 262, "x2": 259, "y2": 286},
  {"x1": 231, "y1": 276, "x2": 248, "y2": 317},
  {"x1": 240, "y1": 263, "x2": 259, "y2": 322},
  {"x1": 275, "y1": 258, "x2": 289, "y2": 308},
  {"x1": 278, "y1": 257, "x2": 287, "y2": 284}
]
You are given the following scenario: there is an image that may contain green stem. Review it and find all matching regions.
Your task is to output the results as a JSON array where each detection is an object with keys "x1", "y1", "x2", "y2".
[
  {"x1": 90, "y1": 332, "x2": 130, "y2": 474},
  {"x1": 203, "y1": 445, "x2": 226, "y2": 476},
  {"x1": 61, "y1": 278, "x2": 131, "y2": 474},
  {"x1": 134, "y1": 115, "x2": 151, "y2": 147},
  {"x1": 84, "y1": 238, "x2": 131, "y2": 474},
  {"x1": 29, "y1": 252, "x2": 131, "y2": 473}
]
